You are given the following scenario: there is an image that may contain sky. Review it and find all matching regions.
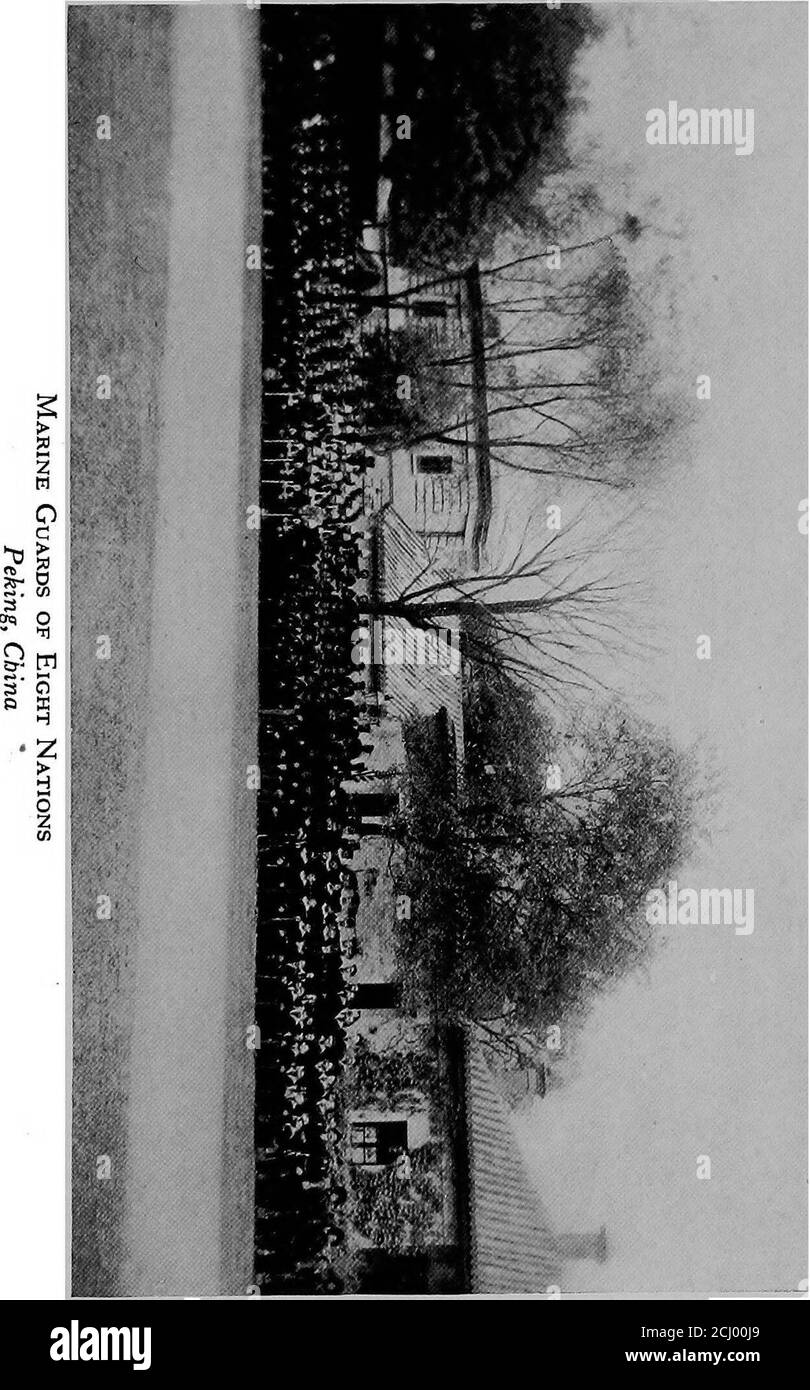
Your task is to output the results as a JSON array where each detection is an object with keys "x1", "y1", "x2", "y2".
[{"x1": 500, "y1": 1, "x2": 807, "y2": 1296}]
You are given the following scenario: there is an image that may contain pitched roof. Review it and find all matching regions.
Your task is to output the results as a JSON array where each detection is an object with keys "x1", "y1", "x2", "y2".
[
  {"x1": 370, "y1": 507, "x2": 466, "y2": 745},
  {"x1": 463, "y1": 1035, "x2": 563, "y2": 1295}
]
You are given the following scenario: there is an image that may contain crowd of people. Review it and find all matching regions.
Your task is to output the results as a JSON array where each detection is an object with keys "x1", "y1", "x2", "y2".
[{"x1": 254, "y1": 35, "x2": 378, "y2": 1294}]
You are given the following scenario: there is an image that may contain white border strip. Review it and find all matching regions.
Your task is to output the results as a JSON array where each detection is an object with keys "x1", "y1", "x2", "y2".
[{"x1": 0, "y1": 0, "x2": 67, "y2": 1299}]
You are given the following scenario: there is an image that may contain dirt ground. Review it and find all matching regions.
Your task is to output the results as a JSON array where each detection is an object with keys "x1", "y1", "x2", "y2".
[{"x1": 69, "y1": 4, "x2": 260, "y2": 1295}]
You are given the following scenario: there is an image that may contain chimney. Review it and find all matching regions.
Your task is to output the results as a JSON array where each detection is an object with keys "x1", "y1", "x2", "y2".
[{"x1": 555, "y1": 1225, "x2": 608, "y2": 1263}]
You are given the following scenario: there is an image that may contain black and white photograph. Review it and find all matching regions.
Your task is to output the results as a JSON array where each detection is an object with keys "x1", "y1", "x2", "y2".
[{"x1": 58, "y1": 0, "x2": 810, "y2": 1305}]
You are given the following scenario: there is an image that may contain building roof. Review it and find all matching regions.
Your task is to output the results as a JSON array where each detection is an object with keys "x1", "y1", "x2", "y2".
[
  {"x1": 369, "y1": 507, "x2": 466, "y2": 751},
  {"x1": 463, "y1": 1034, "x2": 563, "y2": 1295}
]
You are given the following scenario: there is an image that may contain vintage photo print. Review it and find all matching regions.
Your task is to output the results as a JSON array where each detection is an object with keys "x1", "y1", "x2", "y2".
[{"x1": 67, "y1": 3, "x2": 807, "y2": 1297}]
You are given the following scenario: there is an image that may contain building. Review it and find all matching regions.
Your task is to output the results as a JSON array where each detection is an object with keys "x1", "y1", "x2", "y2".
[
  {"x1": 359, "y1": 224, "x2": 492, "y2": 571},
  {"x1": 344, "y1": 1016, "x2": 607, "y2": 1295}
]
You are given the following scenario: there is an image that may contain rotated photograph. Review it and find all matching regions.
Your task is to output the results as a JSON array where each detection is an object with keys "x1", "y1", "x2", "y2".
[{"x1": 68, "y1": 3, "x2": 807, "y2": 1297}]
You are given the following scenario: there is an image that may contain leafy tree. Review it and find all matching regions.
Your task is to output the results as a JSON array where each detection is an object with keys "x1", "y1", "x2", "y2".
[
  {"x1": 269, "y1": 5, "x2": 597, "y2": 262},
  {"x1": 353, "y1": 323, "x2": 465, "y2": 450},
  {"x1": 391, "y1": 678, "x2": 700, "y2": 1036},
  {"x1": 380, "y1": 4, "x2": 599, "y2": 264}
]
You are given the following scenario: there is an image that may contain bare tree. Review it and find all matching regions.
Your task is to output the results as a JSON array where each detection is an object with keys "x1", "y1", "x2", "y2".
[
  {"x1": 360, "y1": 522, "x2": 638, "y2": 702},
  {"x1": 348, "y1": 243, "x2": 683, "y2": 491}
]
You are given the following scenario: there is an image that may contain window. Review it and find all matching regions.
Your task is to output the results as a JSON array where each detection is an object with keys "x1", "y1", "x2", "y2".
[
  {"x1": 350, "y1": 1120, "x2": 409, "y2": 1166},
  {"x1": 410, "y1": 300, "x2": 448, "y2": 320},
  {"x1": 349, "y1": 788, "x2": 399, "y2": 827},
  {"x1": 351, "y1": 982, "x2": 403, "y2": 1009},
  {"x1": 416, "y1": 455, "x2": 453, "y2": 475}
]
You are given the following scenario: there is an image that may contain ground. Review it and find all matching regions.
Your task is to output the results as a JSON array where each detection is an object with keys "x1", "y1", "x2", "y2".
[{"x1": 69, "y1": 5, "x2": 260, "y2": 1295}]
